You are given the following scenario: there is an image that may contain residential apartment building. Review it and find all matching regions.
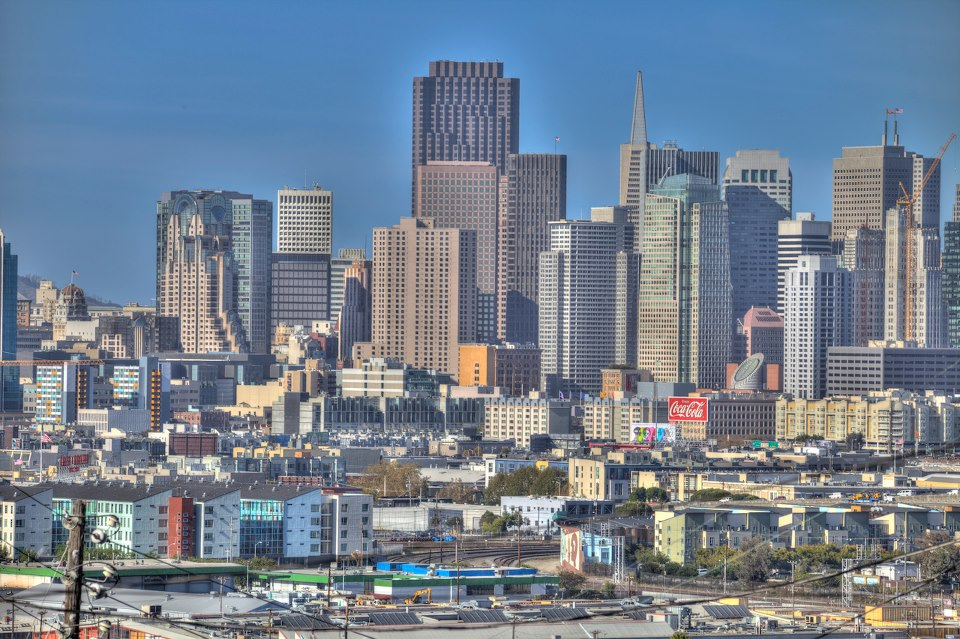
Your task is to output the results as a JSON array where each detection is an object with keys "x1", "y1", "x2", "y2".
[
  {"x1": 482, "y1": 395, "x2": 571, "y2": 450},
  {"x1": 364, "y1": 217, "x2": 477, "y2": 377},
  {"x1": 581, "y1": 395, "x2": 665, "y2": 442}
]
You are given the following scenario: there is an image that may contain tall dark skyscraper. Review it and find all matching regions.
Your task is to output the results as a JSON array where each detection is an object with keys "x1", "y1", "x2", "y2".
[
  {"x1": 0, "y1": 229, "x2": 20, "y2": 412},
  {"x1": 722, "y1": 150, "x2": 792, "y2": 358},
  {"x1": 411, "y1": 60, "x2": 519, "y2": 211},
  {"x1": 497, "y1": 154, "x2": 567, "y2": 345},
  {"x1": 945, "y1": 185, "x2": 960, "y2": 348}
]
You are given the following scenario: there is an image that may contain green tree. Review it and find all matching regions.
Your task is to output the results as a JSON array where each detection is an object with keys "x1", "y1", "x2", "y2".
[
  {"x1": 646, "y1": 487, "x2": 669, "y2": 503},
  {"x1": 671, "y1": 631, "x2": 690, "y2": 639},
  {"x1": 355, "y1": 461, "x2": 428, "y2": 500},
  {"x1": 483, "y1": 466, "x2": 568, "y2": 505},
  {"x1": 558, "y1": 569, "x2": 586, "y2": 596},
  {"x1": 601, "y1": 581, "x2": 616, "y2": 598},
  {"x1": 437, "y1": 479, "x2": 476, "y2": 504},
  {"x1": 733, "y1": 538, "x2": 772, "y2": 584},
  {"x1": 845, "y1": 431, "x2": 865, "y2": 451},
  {"x1": 688, "y1": 489, "x2": 732, "y2": 502},
  {"x1": 920, "y1": 543, "x2": 960, "y2": 586},
  {"x1": 615, "y1": 501, "x2": 652, "y2": 516}
]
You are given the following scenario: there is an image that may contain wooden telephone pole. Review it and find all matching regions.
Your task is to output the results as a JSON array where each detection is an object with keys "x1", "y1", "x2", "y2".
[{"x1": 63, "y1": 500, "x2": 86, "y2": 639}]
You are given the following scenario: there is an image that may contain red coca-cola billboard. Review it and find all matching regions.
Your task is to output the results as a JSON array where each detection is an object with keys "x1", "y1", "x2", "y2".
[{"x1": 667, "y1": 397, "x2": 709, "y2": 422}]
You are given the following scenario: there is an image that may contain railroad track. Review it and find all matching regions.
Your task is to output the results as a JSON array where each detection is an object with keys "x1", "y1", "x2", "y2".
[{"x1": 386, "y1": 542, "x2": 559, "y2": 566}]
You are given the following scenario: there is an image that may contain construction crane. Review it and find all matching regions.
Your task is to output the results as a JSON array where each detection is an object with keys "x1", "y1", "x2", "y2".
[{"x1": 897, "y1": 132, "x2": 956, "y2": 341}]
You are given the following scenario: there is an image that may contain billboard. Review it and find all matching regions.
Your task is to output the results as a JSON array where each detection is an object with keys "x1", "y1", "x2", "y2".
[
  {"x1": 668, "y1": 397, "x2": 709, "y2": 422},
  {"x1": 632, "y1": 423, "x2": 676, "y2": 444},
  {"x1": 560, "y1": 526, "x2": 584, "y2": 573}
]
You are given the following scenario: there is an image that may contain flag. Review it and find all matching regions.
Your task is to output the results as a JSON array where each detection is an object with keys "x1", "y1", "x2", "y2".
[
  {"x1": 72, "y1": 270, "x2": 79, "y2": 276},
  {"x1": 554, "y1": 136, "x2": 561, "y2": 142},
  {"x1": 13, "y1": 459, "x2": 22, "y2": 466},
  {"x1": 40, "y1": 433, "x2": 51, "y2": 444},
  {"x1": 886, "y1": 108, "x2": 904, "y2": 115}
]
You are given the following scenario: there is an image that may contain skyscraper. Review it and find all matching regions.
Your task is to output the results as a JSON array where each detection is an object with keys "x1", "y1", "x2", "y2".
[
  {"x1": 539, "y1": 220, "x2": 619, "y2": 396},
  {"x1": 0, "y1": 229, "x2": 20, "y2": 412},
  {"x1": 330, "y1": 248, "x2": 366, "y2": 323},
  {"x1": 231, "y1": 194, "x2": 273, "y2": 353},
  {"x1": 415, "y1": 161, "x2": 499, "y2": 342},
  {"x1": 619, "y1": 71, "x2": 649, "y2": 225},
  {"x1": 843, "y1": 227, "x2": 886, "y2": 346},
  {"x1": 944, "y1": 185, "x2": 960, "y2": 347},
  {"x1": 497, "y1": 154, "x2": 567, "y2": 345},
  {"x1": 412, "y1": 60, "x2": 519, "y2": 211},
  {"x1": 885, "y1": 207, "x2": 946, "y2": 347},
  {"x1": 277, "y1": 186, "x2": 333, "y2": 254},
  {"x1": 636, "y1": 175, "x2": 732, "y2": 388},
  {"x1": 783, "y1": 254, "x2": 850, "y2": 399},
  {"x1": 157, "y1": 191, "x2": 272, "y2": 353},
  {"x1": 366, "y1": 217, "x2": 477, "y2": 376},
  {"x1": 270, "y1": 253, "x2": 330, "y2": 331},
  {"x1": 338, "y1": 259, "x2": 372, "y2": 364},
  {"x1": 831, "y1": 125, "x2": 940, "y2": 245},
  {"x1": 776, "y1": 213, "x2": 832, "y2": 313},
  {"x1": 723, "y1": 150, "x2": 792, "y2": 347}
]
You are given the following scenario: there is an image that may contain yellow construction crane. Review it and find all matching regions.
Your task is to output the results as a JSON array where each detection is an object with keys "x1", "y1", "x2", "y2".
[{"x1": 897, "y1": 132, "x2": 956, "y2": 341}]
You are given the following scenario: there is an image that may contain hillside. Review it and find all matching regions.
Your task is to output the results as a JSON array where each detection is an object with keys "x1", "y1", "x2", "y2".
[{"x1": 17, "y1": 274, "x2": 120, "y2": 308}]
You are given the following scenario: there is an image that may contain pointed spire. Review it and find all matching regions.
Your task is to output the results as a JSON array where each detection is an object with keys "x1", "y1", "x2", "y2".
[{"x1": 629, "y1": 71, "x2": 647, "y2": 146}]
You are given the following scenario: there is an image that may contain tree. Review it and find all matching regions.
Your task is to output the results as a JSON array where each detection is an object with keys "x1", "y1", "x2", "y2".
[
  {"x1": 445, "y1": 516, "x2": 464, "y2": 534},
  {"x1": 671, "y1": 631, "x2": 690, "y2": 639},
  {"x1": 437, "y1": 479, "x2": 476, "y2": 504},
  {"x1": 558, "y1": 569, "x2": 586, "y2": 596},
  {"x1": 354, "y1": 461, "x2": 428, "y2": 500},
  {"x1": 920, "y1": 544, "x2": 960, "y2": 585},
  {"x1": 483, "y1": 466, "x2": 568, "y2": 505},
  {"x1": 845, "y1": 432, "x2": 865, "y2": 451},
  {"x1": 734, "y1": 538, "x2": 772, "y2": 584},
  {"x1": 602, "y1": 581, "x2": 616, "y2": 599},
  {"x1": 646, "y1": 487, "x2": 669, "y2": 503},
  {"x1": 688, "y1": 489, "x2": 732, "y2": 502}
]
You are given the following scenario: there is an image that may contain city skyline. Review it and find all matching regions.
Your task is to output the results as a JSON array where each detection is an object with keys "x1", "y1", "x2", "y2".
[{"x1": 1, "y1": 1, "x2": 959, "y2": 303}]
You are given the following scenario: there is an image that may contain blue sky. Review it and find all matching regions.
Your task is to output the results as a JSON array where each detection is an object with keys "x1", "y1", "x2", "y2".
[{"x1": 1, "y1": 0, "x2": 958, "y2": 304}]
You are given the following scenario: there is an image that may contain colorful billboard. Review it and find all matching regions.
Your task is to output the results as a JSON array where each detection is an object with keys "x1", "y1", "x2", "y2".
[
  {"x1": 560, "y1": 526, "x2": 584, "y2": 573},
  {"x1": 631, "y1": 423, "x2": 675, "y2": 444},
  {"x1": 668, "y1": 397, "x2": 709, "y2": 422}
]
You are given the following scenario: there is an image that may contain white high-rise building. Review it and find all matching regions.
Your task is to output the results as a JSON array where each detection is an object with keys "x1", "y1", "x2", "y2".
[
  {"x1": 277, "y1": 186, "x2": 333, "y2": 254},
  {"x1": 539, "y1": 220, "x2": 619, "y2": 396},
  {"x1": 783, "y1": 254, "x2": 850, "y2": 399},
  {"x1": 776, "y1": 213, "x2": 832, "y2": 313}
]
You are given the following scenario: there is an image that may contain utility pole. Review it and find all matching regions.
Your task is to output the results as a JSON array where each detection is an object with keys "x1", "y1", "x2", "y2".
[{"x1": 63, "y1": 500, "x2": 86, "y2": 639}]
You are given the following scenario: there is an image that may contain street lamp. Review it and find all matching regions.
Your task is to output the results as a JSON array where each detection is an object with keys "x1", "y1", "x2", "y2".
[{"x1": 254, "y1": 541, "x2": 264, "y2": 558}]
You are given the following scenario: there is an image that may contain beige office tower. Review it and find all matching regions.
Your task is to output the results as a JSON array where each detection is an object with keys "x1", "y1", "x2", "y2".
[
  {"x1": 831, "y1": 125, "x2": 940, "y2": 244},
  {"x1": 35, "y1": 280, "x2": 58, "y2": 324},
  {"x1": 843, "y1": 227, "x2": 886, "y2": 346},
  {"x1": 884, "y1": 208, "x2": 946, "y2": 347},
  {"x1": 277, "y1": 186, "x2": 333, "y2": 254},
  {"x1": 366, "y1": 217, "x2": 477, "y2": 376},
  {"x1": 159, "y1": 212, "x2": 245, "y2": 353},
  {"x1": 415, "y1": 161, "x2": 499, "y2": 343}
]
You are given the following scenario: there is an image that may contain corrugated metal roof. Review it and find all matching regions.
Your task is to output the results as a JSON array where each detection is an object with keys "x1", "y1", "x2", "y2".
[
  {"x1": 366, "y1": 612, "x2": 422, "y2": 626},
  {"x1": 537, "y1": 607, "x2": 589, "y2": 621},
  {"x1": 702, "y1": 604, "x2": 752, "y2": 619},
  {"x1": 458, "y1": 610, "x2": 508, "y2": 624}
]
